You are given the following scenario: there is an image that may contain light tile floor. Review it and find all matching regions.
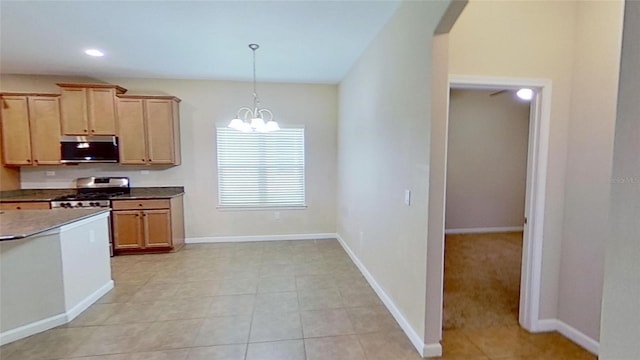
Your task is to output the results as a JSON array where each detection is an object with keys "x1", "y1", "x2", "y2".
[{"x1": 0, "y1": 239, "x2": 596, "y2": 360}]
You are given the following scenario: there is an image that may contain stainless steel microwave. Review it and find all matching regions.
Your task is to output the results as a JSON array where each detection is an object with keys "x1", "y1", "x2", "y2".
[{"x1": 60, "y1": 136, "x2": 119, "y2": 163}]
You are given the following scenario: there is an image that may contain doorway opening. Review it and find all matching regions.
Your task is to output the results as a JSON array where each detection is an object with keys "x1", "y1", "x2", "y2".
[
  {"x1": 442, "y1": 76, "x2": 552, "y2": 333},
  {"x1": 443, "y1": 88, "x2": 530, "y2": 330}
]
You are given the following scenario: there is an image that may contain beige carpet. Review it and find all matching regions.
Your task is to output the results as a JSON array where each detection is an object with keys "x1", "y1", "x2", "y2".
[{"x1": 443, "y1": 232, "x2": 523, "y2": 330}]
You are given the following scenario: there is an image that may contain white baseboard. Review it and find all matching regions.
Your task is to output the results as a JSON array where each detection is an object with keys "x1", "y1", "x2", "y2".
[
  {"x1": 533, "y1": 318, "x2": 558, "y2": 332},
  {"x1": 0, "y1": 313, "x2": 67, "y2": 346},
  {"x1": 423, "y1": 342, "x2": 443, "y2": 358},
  {"x1": 534, "y1": 319, "x2": 599, "y2": 355},
  {"x1": 186, "y1": 233, "x2": 337, "y2": 244},
  {"x1": 0, "y1": 280, "x2": 115, "y2": 346},
  {"x1": 335, "y1": 233, "x2": 432, "y2": 358},
  {"x1": 444, "y1": 226, "x2": 524, "y2": 235},
  {"x1": 66, "y1": 280, "x2": 114, "y2": 322}
]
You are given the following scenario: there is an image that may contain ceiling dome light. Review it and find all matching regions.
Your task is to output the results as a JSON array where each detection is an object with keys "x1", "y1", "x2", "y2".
[
  {"x1": 516, "y1": 88, "x2": 534, "y2": 101},
  {"x1": 84, "y1": 49, "x2": 105, "y2": 57}
]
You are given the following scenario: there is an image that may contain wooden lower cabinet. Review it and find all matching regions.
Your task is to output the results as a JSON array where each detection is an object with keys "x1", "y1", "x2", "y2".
[
  {"x1": 111, "y1": 196, "x2": 184, "y2": 254},
  {"x1": 0, "y1": 202, "x2": 50, "y2": 210}
]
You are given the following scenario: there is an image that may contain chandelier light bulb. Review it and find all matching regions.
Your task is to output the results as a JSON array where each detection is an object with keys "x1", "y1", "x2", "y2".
[{"x1": 227, "y1": 44, "x2": 279, "y2": 132}]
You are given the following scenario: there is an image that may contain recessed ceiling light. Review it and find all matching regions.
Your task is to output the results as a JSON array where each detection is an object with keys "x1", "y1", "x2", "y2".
[
  {"x1": 84, "y1": 49, "x2": 105, "y2": 57},
  {"x1": 516, "y1": 88, "x2": 534, "y2": 101}
]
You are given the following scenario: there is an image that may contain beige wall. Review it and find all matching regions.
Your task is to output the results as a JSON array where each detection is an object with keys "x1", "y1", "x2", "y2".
[
  {"x1": 448, "y1": 0, "x2": 578, "y2": 322},
  {"x1": 0, "y1": 75, "x2": 338, "y2": 239},
  {"x1": 558, "y1": 0, "x2": 624, "y2": 342},
  {"x1": 337, "y1": 0, "x2": 449, "y2": 348},
  {"x1": 600, "y1": 1, "x2": 640, "y2": 358},
  {"x1": 425, "y1": 33, "x2": 450, "y2": 346},
  {"x1": 446, "y1": 89, "x2": 529, "y2": 231},
  {"x1": 447, "y1": 2, "x2": 624, "y2": 343}
]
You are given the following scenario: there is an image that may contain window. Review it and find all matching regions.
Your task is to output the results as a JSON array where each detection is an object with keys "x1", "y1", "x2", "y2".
[{"x1": 216, "y1": 127, "x2": 306, "y2": 208}]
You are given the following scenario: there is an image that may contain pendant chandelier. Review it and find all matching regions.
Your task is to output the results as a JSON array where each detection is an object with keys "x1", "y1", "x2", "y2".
[{"x1": 228, "y1": 44, "x2": 279, "y2": 132}]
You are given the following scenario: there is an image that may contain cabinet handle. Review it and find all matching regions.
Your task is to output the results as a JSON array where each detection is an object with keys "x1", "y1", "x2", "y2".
[
  {"x1": 143, "y1": 213, "x2": 147, "y2": 217},
  {"x1": 148, "y1": 159, "x2": 152, "y2": 162},
  {"x1": 138, "y1": 204, "x2": 143, "y2": 207},
  {"x1": 16, "y1": 206, "x2": 21, "y2": 210},
  {"x1": 84, "y1": 129, "x2": 88, "y2": 133},
  {"x1": 26, "y1": 159, "x2": 31, "y2": 163},
  {"x1": 34, "y1": 159, "x2": 39, "y2": 163},
  {"x1": 91, "y1": 129, "x2": 95, "y2": 133}
]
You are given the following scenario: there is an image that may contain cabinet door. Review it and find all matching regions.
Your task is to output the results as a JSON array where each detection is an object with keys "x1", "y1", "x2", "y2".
[
  {"x1": 60, "y1": 88, "x2": 89, "y2": 135},
  {"x1": 116, "y1": 98, "x2": 147, "y2": 165},
  {"x1": 145, "y1": 99, "x2": 175, "y2": 164},
  {"x1": 88, "y1": 88, "x2": 117, "y2": 135},
  {"x1": 0, "y1": 202, "x2": 50, "y2": 210},
  {"x1": 28, "y1": 96, "x2": 61, "y2": 165},
  {"x1": 1, "y1": 96, "x2": 33, "y2": 165},
  {"x1": 143, "y1": 209, "x2": 172, "y2": 248},
  {"x1": 112, "y1": 210, "x2": 143, "y2": 250}
]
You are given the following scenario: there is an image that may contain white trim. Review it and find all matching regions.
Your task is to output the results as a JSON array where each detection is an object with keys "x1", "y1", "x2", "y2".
[
  {"x1": 423, "y1": 342, "x2": 443, "y2": 358},
  {"x1": 533, "y1": 319, "x2": 599, "y2": 356},
  {"x1": 447, "y1": 75, "x2": 552, "y2": 333},
  {"x1": 0, "y1": 280, "x2": 113, "y2": 346},
  {"x1": 335, "y1": 233, "x2": 432, "y2": 357},
  {"x1": 59, "y1": 211, "x2": 110, "y2": 232},
  {"x1": 556, "y1": 320, "x2": 599, "y2": 355},
  {"x1": 186, "y1": 233, "x2": 337, "y2": 244},
  {"x1": 65, "y1": 280, "x2": 114, "y2": 322},
  {"x1": 444, "y1": 226, "x2": 524, "y2": 234},
  {"x1": 534, "y1": 319, "x2": 559, "y2": 332},
  {"x1": 0, "y1": 313, "x2": 67, "y2": 346}
]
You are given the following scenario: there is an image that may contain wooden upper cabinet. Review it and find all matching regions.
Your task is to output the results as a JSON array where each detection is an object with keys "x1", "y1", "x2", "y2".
[
  {"x1": 116, "y1": 98, "x2": 147, "y2": 165},
  {"x1": 58, "y1": 87, "x2": 88, "y2": 135},
  {"x1": 0, "y1": 94, "x2": 61, "y2": 166},
  {"x1": 1, "y1": 96, "x2": 32, "y2": 165},
  {"x1": 29, "y1": 97, "x2": 62, "y2": 165},
  {"x1": 146, "y1": 99, "x2": 177, "y2": 164},
  {"x1": 117, "y1": 95, "x2": 181, "y2": 166},
  {"x1": 58, "y1": 83, "x2": 126, "y2": 135}
]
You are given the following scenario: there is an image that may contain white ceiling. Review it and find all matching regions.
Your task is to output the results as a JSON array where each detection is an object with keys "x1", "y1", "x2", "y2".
[{"x1": 0, "y1": 0, "x2": 401, "y2": 84}]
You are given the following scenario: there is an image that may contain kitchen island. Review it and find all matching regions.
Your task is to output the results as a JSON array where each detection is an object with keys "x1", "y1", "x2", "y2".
[{"x1": 0, "y1": 209, "x2": 113, "y2": 345}]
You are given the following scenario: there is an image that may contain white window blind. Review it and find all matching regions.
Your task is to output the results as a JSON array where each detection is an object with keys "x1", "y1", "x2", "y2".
[{"x1": 217, "y1": 127, "x2": 306, "y2": 208}]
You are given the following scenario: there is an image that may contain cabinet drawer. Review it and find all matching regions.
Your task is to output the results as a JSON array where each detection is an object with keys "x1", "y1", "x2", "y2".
[
  {"x1": 0, "y1": 202, "x2": 51, "y2": 210},
  {"x1": 111, "y1": 199, "x2": 170, "y2": 210}
]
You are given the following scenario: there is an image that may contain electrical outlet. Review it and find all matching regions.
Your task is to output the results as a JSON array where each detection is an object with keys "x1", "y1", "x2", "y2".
[
  {"x1": 141, "y1": 170, "x2": 150, "y2": 175},
  {"x1": 274, "y1": 211, "x2": 281, "y2": 220},
  {"x1": 45, "y1": 171, "x2": 55, "y2": 177}
]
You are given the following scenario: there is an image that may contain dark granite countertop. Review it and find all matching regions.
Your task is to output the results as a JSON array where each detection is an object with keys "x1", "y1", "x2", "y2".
[
  {"x1": 110, "y1": 187, "x2": 184, "y2": 200},
  {"x1": 0, "y1": 189, "x2": 76, "y2": 202},
  {"x1": 0, "y1": 208, "x2": 110, "y2": 241},
  {"x1": 0, "y1": 187, "x2": 184, "y2": 202}
]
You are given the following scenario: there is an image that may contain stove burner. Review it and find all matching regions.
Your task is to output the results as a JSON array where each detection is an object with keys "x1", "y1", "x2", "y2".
[
  {"x1": 50, "y1": 176, "x2": 130, "y2": 209},
  {"x1": 51, "y1": 191, "x2": 126, "y2": 202}
]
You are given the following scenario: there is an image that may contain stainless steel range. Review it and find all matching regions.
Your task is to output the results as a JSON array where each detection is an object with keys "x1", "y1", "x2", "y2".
[
  {"x1": 50, "y1": 177, "x2": 130, "y2": 208},
  {"x1": 51, "y1": 177, "x2": 130, "y2": 257}
]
